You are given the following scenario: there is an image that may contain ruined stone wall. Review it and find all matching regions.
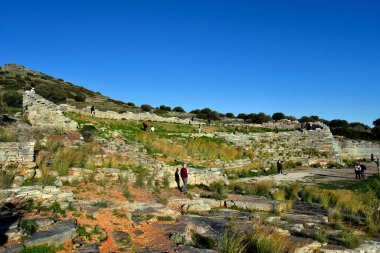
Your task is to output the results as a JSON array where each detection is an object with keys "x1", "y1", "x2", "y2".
[
  {"x1": 23, "y1": 91, "x2": 78, "y2": 131},
  {"x1": 62, "y1": 104, "x2": 202, "y2": 125},
  {"x1": 0, "y1": 142, "x2": 35, "y2": 164},
  {"x1": 216, "y1": 122, "x2": 342, "y2": 165},
  {"x1": 336, "y1": 138, "x2": 380, "y2": 159}
]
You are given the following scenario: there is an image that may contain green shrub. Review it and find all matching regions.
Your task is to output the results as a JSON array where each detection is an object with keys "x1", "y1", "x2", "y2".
[
  {"x1": 192, "y1": 233, "x2": 217, "y2": 249},
  {"x1": 74, "y1": 93, "x2": 86, "y2": 102},
  {"x1": 173, "y1": 106, "x2": 185, "y2": 113},
  {"x1": 91, "y1": 200, "x2": 109, "y2": 208},
  {"x1": 209, "y1": 181, "x2": 228, "y2": 200},
  {"x1": 140, "y1": 104, "x2": 153, "y2": 112},
  {"x1": 2, "y1": 90, "x2": 22, "y2": 107},
  {"x1": 0, "y1": 171, "x2": 15, "y2": 189},
  {"x1": 20, "y1": 244, "x2": 59, "y2": 253},
  {"x1": 19, "y1": 219, "x2": 39, "y2": 235},
  {"x1": 123, "y1": 185, "x2": 133, "y2": 198},
  {"x1": 218, "y1": 228, "x2": 246, "y2": 253},
  {"x1": 337, "y1": 230, "x2": 360, "y2": 249}
]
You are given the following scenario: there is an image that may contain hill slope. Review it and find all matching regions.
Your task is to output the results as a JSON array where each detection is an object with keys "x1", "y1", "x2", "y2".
[{"x1": 0, "y1": 63, "x2": 139, "y2": 114}]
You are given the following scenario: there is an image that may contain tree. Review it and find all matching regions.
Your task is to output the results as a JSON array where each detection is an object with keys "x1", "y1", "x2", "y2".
[
  {"x1": 272, "y1": 112, "x2": 285, "y2": 121},
  {"x1": 373, "y1": 118, "x2": 380, "y2": 127},
  {"x1": 140, "y1": 104, "x2": 153, "y2": 112},
  {"x1": 173, "y1": 106, "x2": 185, "y2": 113},
  {"x1": 329, "y1": 119, "x2": 349, "y2": 128},
  {"x1": 226, "y1": 113, "x2": 235, "y2": 118},
  {"x1": 159, "y1": 105, "x2": 171, "y2": 111},
  {"x1": 2, "y1": 90, "x2": 22, "y2": 107},
  {"x1": 74, "y1": 93, "x2": 86, "y2": 102},
  {"x1": 372, "y1": 126, "x2": 380, "y2": 139},
  {"x1": 237, "y1": 113, "x2": 247, "y2": 120},
  {"x1": 127, "y1": 102, "x2": 135, "y2": 107},
  {"x1": 191, "y1": 108, "x2": 220, "y2": 120}
]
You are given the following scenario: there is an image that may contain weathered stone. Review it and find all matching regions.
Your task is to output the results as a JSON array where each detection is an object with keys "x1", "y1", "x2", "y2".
[
  {"x1": 24, "y1": 219, "x2": 77, "y2": 247},
  {"x1": 76, "y1": 243, "x2": 99, "y2": 253}
]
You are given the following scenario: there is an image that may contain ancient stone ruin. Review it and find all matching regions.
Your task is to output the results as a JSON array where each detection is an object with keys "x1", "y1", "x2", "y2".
[{"x1": 23, "y1": 90, "x2": 78, "y2": 131}]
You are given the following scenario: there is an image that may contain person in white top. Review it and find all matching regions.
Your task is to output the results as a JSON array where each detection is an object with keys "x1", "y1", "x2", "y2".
[{"x1": 150, "y1": 126, "x2": 155, "y2": 133}]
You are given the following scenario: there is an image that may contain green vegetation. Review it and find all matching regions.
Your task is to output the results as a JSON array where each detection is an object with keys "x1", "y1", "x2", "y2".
[
  {"x1": 209, "y1": 181, "x2": 228, "y2": 200},
  {"x1": 91, "y1": 200, "x2": 109, "y2": 208},
  {"x1": 20, "y1": 244, "x2": 61, "y2": 253},
  {"x1": 19, "y1": 219, "x2": 39, "y2": 235},
  {"x1": 0, "y1": 170, "x2": 15, "y2": 189}
]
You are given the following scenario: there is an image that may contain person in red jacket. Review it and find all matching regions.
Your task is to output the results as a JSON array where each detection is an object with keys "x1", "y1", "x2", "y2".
[{"x1": 180, "y1": 164, "x2": 188, "y2": 193}]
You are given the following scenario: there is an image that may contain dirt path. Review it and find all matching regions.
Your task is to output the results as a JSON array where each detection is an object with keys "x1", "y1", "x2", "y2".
[{"x1": 236, "y1": 162, "x2": 379, "y2": 185}]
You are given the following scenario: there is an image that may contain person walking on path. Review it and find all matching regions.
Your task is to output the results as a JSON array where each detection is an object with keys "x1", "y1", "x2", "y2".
[
  {"x1": 198, "y1": 124, "x2": 202, "y2": 134},
  {"x1": 142, "y1": 122, "x2": 148, "y2": 131},
  {"x1": 359, "y1": 163, "x2": 367, "y2": 179},
  {"x1": 376, "y1": 158, "x2": 380, "y2": 173},
  {"x1": 371, "y1": 154, "x2": 374, "y2": 162},
  {"x1": 175, "y1": 168, "x2": 181, "y2": 190},
  {"x1": 150, "y1": 126, "x2": 155, "y2": 133},
  {"x1": 180, "y1": 164, "x2": 188, "y2": 193},
  {"x1": 90, "y1": 105, "x2": 96, "y2": 116},
  {"x1": 354, "y1": 164, "x2": 361, "y2": 180},
  {"x1": 277, "y1": 160, "x2": 283, "y2": 174}
]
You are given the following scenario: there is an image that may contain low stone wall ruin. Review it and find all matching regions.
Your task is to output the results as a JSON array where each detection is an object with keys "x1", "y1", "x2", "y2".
[
  {"x1": 23, "y1": 90, "x2": 78, "y2": 131},
  {"x1": 337, "y1": 138, "x2": 380, "y2": 160},
  {"x1": 0, "y1": 142, "x2": 35, "y2": 164}
]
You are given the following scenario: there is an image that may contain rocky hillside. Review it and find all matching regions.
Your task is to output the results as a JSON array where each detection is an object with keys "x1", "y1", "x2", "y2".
[{"x1": 0, "y1": 63, "x2": 141, "y2": 114}]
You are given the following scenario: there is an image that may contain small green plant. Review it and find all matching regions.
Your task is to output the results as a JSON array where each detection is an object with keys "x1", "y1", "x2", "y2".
[
  {"x1": 19, "y1": 219, "x2": 39, "y2": 235},
  {"x1": 337, "y1": 230, "x2": 361, "y2": 249},
  {"x1": 0, "y1": 170, "x2": 15, "y2": 189},
  {"x1": 76, "y1": 226, "x2": 92, "y2": 238},
  {"x1": 123, "y1": 185, "x2": 133, "y2": 198},
  {"x1": 218, "y1": 228, "x2": 246, "y2": 253},
  {"x1": 312, "y1": 229, "x2": 328, "y2": 243},
  {"x1": 50, "y1": 202, "x2": 65, "y2": 215},
  {"x1": 91, "y1": 200, "x2": 109, "y2": 208},
  {"x1": 209, "y1": 181, "x2": 228, "y2": 200},
  {"x1": 192, "y1": 233, "x2": 217, "y2": 249},
  {"x1": 20, "y1": 244, "x2": 60, "y2": 253},
  {"x1": 157, "y1": 216, "x2": 174, "y2": 221}
]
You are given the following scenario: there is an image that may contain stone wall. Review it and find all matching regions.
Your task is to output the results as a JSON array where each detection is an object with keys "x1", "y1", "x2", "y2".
[
  {"x1": 62, "y1": 104, "x2": 203, "y2": 125},
  {"x1": 0, "y1": 186, "x2": 74, "y2": 209},
  {"x1": 336, "y1": 138, "x2": 380, "y2": 159},
  {"x1": 216, "y1": 122, "x2": 342, "y2": 166},
  {"x1": 0, "y1": 142, "x2": 35, "y2": 164},
  {"x1": 23, "y1": 90, "x2": 78, "y2": 131}
]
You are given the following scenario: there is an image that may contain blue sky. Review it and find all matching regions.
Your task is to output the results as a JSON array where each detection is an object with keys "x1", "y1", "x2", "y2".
[{"x1": 1, "y1": 0, "x2": 379, "y2": 125}]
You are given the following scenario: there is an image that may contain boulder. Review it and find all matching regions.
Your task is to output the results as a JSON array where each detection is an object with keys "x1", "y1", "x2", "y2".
[{"x1": 24, "y1": 219, "x2": 77, "y2": 247}]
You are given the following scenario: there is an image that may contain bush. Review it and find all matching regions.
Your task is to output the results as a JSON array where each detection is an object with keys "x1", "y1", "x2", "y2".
[
  {"x1": 74, "y1": 93, "x2": 86, "y2": 102},
  {"x1": 2, "y1": 90, "x2": 22, "y2": 107},
  {"x1": 35, "y1": 83, "x2": 67, "y2": 103},
  {"x1": 19, "y1": 219, "x2": 39, "y2": 235},
  {"x1": 159, "y1": 105, "x2": 171, "y2": 111},
  {"x1": 209, "y1": 181, "x2": 228, "y2": 200},
  {"x1": 140, "y1": 104, "x2": 153, "y2": 112},
  {"x1": 218, "y1": 228, "x2": 246, "y2": 253},
  {"x1": 173, "y1": 106, "x2": 185, "y2": 113},
  {"x1": 127, "y1": 102, "x2": 135, "y2": 107},
  {"x1": 272, "y1": 112, "x2": 285, "y2": 121},
  {"x1": 0, "y1": 171, "x2": 15, "y2": 189},
  {"x1": 225, "y1": 113, "x2": 235, "y2": 118}
]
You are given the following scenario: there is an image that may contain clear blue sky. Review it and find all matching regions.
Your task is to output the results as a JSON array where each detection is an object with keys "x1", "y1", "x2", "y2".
[{"x1": 1, "y1": 0, "x2": 379, "y2": 125}]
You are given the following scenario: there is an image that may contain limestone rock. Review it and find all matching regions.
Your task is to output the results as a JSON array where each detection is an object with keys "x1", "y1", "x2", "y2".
[{"x1": 24, "y1": 219, "x2": 77, "y2": 247}]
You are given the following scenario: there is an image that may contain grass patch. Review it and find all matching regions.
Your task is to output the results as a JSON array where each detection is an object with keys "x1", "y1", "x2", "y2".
[{"x1": 91, "y1": 200, "x2": 109, "y2": 208}]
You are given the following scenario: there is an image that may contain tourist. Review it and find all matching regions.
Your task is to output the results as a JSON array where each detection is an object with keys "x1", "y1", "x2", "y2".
[
  {"x1": 359, "y1": 163, "x2": 367, "y2": 179},
  {"x1": 354, "y1": 164, "x2": 361, "y2": 180},
  {"x1": 142, "y1": 121, "x2": 148, "y2": 131},
  {"x1": 198, "y1": 124, "x2": 202, "y2": 134},
  {"x1": 376, "y1": 158, "x2": 380, "y2": 173},
  {"x1": 180, "y1": 164, "x2": 188, "y2": 193},
  {"x1": 371, "y1": 154, "x2": 374, "y2": 162},
  {"x1": 208, "y1": 118, "x2": 211, "y2": 125},
  {"x1": 90, "y1": 105, "x2": 95, "y2": 116},
  {"x1": 150, "y1": 126, "x2": 155, "y2": 133},
  {"x1": 277, "y1": 160, "x2": 283, "y2": 174},
  {"x1": 175, "y1": 168, "x2": 180, "y2": 190}
]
